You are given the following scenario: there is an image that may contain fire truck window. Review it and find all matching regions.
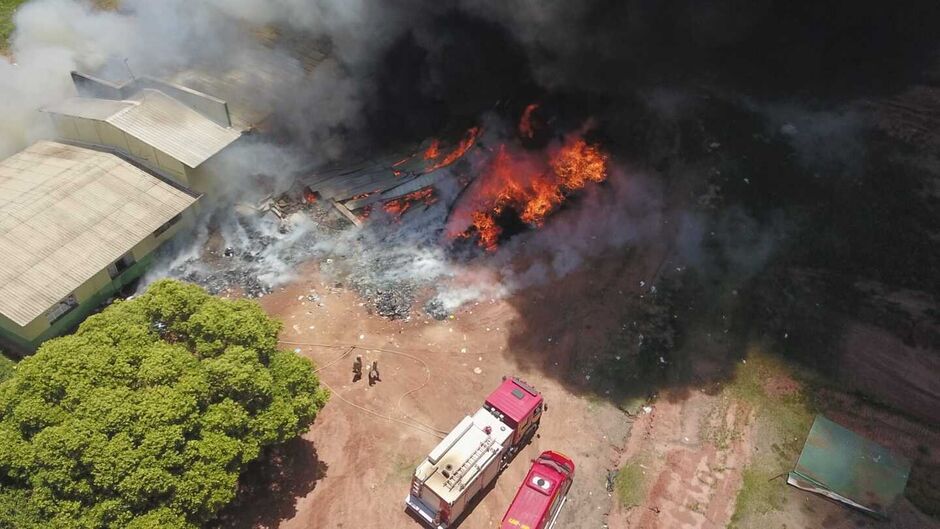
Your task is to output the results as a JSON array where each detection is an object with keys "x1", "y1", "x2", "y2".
[{"x1": 511, "y1": 388, "x2": 525, "y2": 399}]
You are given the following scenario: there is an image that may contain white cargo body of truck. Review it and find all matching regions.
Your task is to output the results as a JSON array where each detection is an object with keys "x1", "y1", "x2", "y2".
[{"x1": 407, "y1": 408, "x2": 513, "y2": 527}]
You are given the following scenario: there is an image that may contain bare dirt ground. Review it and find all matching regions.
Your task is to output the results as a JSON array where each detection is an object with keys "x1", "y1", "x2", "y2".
[
  {"x1": 222, "y1": 260, "x2": 635, "y2": 529},
  {"x1": 207, "y1": 251, "x2": 940, "y2": 529},
  {"x1": 607, "y1": 392, "x2": 753, "y2": 529}
]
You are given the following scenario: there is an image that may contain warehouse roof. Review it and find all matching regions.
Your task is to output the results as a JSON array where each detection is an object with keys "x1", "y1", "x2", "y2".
[
  {"x1": 43, "y1": 89, "x2": 241, "y2": 168},
  {"x1": 0, "y1": 141, "x2": 198, "y2": 327}
]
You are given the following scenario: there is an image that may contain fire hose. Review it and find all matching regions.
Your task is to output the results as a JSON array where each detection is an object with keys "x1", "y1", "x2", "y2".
[{"x1": 278, "y1": 340, "x2": 449, "y2": 439}]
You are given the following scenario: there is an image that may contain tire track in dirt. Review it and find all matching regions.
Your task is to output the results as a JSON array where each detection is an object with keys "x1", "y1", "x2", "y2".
[{"x1": 608, "y1": 392, "x2": 753, "y2": 529}]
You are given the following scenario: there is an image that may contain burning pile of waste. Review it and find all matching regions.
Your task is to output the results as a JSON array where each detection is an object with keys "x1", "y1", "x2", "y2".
[{"x1": 444, "y1": 106, "x2": 611, "y2": 251}]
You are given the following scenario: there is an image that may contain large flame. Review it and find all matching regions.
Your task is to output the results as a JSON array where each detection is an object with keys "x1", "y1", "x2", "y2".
[{"x1": 455, "y1": 135, "x2": 608, "y2": 251}]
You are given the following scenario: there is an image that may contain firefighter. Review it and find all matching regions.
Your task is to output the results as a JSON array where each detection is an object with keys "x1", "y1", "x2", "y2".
[
  {"x1": 368, "y1": 361, "x2": 380, "y2": 386},
  {"x1": 352, "y1": 355, "x2": 363, "y2": 382}
]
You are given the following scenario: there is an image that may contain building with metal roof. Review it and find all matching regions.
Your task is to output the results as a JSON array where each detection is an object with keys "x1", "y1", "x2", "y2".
[
  {"x1": 788, "y1": 415, "x2": 912, "y2": 519},
  {"x1": 0, "y1": 141, "x2": 199, "y2": 353},
  {"x1": 41, "y1": 73, "x2": 243, "y2": 194}
]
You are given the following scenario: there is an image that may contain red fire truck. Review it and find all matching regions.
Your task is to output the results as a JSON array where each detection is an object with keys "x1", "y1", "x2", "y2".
[
  {"x1": 405, "y1": 377, "x2": 544, "y2": 528},
  {"x1": 500, "y1": 451, "x2": 575, "y2": 529}
]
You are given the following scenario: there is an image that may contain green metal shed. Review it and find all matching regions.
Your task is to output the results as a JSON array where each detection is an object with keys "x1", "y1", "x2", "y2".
[{"x1": 788, "y1": 415, "x2": 911, "y2": 518}]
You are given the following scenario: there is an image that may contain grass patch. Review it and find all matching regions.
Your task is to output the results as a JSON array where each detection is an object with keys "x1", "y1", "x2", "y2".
[
  {"x1": 727, "y1": 347, "x2": 816, "y2": 528},
  {"x1": 614, "y1": 461, "x2": 648, "y2": 509},
  {"x1": 732, "y1": 466, "x2": 787, "y2": 523},
  {"x1": 387, "y1": 453, "x2": 417, "y2": 484},
  {"x1": 0, "y1": 0, "x2": 28, "y2": 53}
]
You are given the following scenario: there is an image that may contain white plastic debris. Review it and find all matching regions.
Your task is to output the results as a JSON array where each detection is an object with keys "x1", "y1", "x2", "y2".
[
  {"x1": 473, "y1": 367, "x2": 482, "y2": 374},
  {"x1": 642, "y1": 406, "x2": 653, "y2": 414}
]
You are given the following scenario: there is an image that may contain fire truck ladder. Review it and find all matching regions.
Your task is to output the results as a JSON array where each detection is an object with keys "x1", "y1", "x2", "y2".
[{"x1": 444, "y1": 436, "x2": 496, "y2": 491}]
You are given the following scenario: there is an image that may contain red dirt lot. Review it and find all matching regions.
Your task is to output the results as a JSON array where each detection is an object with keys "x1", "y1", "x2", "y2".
[
  {"x1": 214, "y1": 254, "x2": 940, "y2": 529},
  {"x1": 237, "y1": 261, "x2": 633, "y2": 529}
]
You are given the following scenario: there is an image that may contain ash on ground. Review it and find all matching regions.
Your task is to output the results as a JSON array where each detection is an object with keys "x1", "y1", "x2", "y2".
[
  {"x1": 165, "y1": 193, "x2": 344, "y2": 299},
  {"x1": 156, "y1": 188, "x2": 456, "y2": 321}
]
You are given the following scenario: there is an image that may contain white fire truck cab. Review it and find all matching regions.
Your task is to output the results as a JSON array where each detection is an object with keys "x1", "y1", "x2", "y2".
[{"x1": 405, "y1": 377, "x2": 544, "y2": 528}]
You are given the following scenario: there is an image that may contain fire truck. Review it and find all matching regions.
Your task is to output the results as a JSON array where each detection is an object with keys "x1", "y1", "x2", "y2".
[
  {"x1": 405, "y1": 377, "x2": 544, "y2": 528},
  {"x1": 500, "y1": 451, "x2": 576, "y2": 529}
]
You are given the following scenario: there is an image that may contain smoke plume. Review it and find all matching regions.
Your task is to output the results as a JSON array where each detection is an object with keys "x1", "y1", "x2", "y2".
[{"x1": 2, "y1": 0, "x2": 938, "y2": 316}]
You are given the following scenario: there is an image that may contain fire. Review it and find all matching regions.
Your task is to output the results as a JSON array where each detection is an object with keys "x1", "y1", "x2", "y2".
[
  {"x1": 457, "y1": 135, "x2": 609, "y2": 251},
  {"x1": 550, "y1": 138, "x2": 608, "y2": 188},
  {"x1": 383, "y1": 188, "x2": 437, "y2": 218},
  {"x1": 518, "y1": 103, "x2": 540, "y2": 139},
  {"x1": 425, "y1": 127, "x2": 481, "y2": 172},
  {"x1": 302, "y1": 186, "x2": 319, "y2": 204},
  {"x1": 423, "y1": 139, "x2": 441, "y2": 160}
]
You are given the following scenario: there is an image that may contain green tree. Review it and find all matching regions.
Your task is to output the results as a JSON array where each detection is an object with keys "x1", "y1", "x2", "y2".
[
  {"x1": 0, "y1": 354, "x2": 13, "y2": 384},
  {"x1": 0, "y1": 280, "x2": 328, "y2": 528}
]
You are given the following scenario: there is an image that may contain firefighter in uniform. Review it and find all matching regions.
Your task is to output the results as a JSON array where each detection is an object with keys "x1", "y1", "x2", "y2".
[
  {"x1": 368, "y1": 361, "x2": 381, "y2": 386},
  {"x1": 352, "y1": 355, "x2": 363, "y2": 382}
]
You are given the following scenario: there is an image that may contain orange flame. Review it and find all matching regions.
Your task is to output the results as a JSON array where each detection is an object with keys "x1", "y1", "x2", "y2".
[
  {"x1": 383, "y1": 188, "x2": 438, "y2": 218},
  {"x1": 424, "y1": 139, "x2": 441, "y2": 160},
  {"x1": 426, "y1": 127, "x2": 481, "y2": 172},
  {"x1": 457, "y1": 135, "x2": 608, "y2": 250},
  {"x1": 518, "y1": 103, "x2": 540, "y2": 139},
  {"x1": 302, "y1": 186, "x2": 319, "y2": 204}
]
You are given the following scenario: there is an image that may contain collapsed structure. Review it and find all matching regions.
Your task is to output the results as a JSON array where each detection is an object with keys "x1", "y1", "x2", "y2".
[{"x1": 0, "y1": 142, "x2": 199, "y2": 353}]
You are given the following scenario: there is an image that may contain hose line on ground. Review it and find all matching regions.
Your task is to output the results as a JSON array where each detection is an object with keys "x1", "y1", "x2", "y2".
[{"x1": 280, "y1": 340, "x2": 449, "y2": 438}]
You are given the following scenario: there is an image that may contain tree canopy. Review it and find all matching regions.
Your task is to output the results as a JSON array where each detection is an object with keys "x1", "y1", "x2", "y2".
[
  {"x1": 0, "y1": 355, "x2": 12, "y2": 384},
  {"x1": 0, "y1": 280, "x2": 328, "y2": 529}
]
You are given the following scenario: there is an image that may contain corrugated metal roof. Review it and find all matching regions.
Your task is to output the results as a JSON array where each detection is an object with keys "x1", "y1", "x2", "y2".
[
  {"x1": 42, "y1": 89, "x2": 241, "y2": 168},
  {"x1": 42, "y1": 98, "x2": 133, "y2": 121},
  {"x1": 0, "y1": 141, "x2": 198, "y2": 327},
  {"x1": 789, "y1": 415, "x2": 911, "y2": 518}
]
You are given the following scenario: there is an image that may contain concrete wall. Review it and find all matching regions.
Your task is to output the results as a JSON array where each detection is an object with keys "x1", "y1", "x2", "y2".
[{"x1": 49, "y1": 114, "x2": 194, "y2": 188}]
